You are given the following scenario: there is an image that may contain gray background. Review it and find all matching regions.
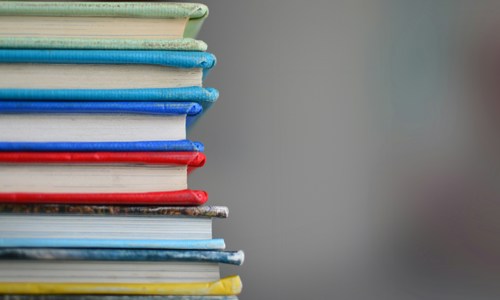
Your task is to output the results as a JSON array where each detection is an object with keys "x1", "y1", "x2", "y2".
[{"x1": 188, "y1": 1, "x2": 383, "y2": 299}]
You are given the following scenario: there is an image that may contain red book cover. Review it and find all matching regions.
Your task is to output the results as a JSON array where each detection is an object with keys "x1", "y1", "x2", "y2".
[{"x1": 0, "y1": 152, "x2": 207, "y2": 205}]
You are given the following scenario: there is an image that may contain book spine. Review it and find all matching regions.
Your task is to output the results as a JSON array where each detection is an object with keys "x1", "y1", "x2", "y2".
[
  {"x1": 0, "y1": 50, "x2": 216, "y2": 69},
  {"x1": 0, "y1": 141, "x2": 205, "y2": 152},
  {"x1": 0, "y1": 276, "x2": 241, "y2": 295},
  {"x1": 0, "y1": 249, "x2": 244, "y2": 265},
  {"x1": 0, "y1": 101, "x2": 203, "y2": 116},
  {"x1": 0, "y1": 87, "x2": 218, "y2": 102},
  {"x1": 0, "y1": 152, "x2": 205, "y2": 166},
  {"x1": 0, "y1": 204, "x2": 228, "y2": 218},
  {"x1": 0, "y1": 2, "x2": 208, "y2": 19},
  {"x1": 0, "y1": 190, "x2": 208, "y2": 206},
  {"x1": 0, "y1": 38, "x2": 208, "y2": 51}
]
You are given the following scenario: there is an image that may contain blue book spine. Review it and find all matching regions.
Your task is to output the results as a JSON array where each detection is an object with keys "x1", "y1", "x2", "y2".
[
  {"x1": 0, "y1": 238, "x2": 226, "y2": 250},
  {"x1": 0, "y1": 87, "x2": 219, "y2": 121},
  {"x1": 0, "y1": 101, "x2": 202, "y2": 116},
  {"x1": 0, "y1": 50, "x2": 217, "y2": 69},
  {"x1": 0, "y1": 140, "x2": 204, "y2": 152}
]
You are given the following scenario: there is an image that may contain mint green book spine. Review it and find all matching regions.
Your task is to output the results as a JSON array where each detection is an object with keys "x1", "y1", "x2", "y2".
[
  {"x1": 0, "y1": 38, "x2": 207, "y2": 51},
  {"x1": 0, "y1": 2, "x2": 209, "y2": 50}
]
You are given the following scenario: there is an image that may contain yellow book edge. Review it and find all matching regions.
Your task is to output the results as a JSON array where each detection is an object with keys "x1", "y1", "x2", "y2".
[{"x1": 0, "y1": 275, "x2": 242, "y2": 296}]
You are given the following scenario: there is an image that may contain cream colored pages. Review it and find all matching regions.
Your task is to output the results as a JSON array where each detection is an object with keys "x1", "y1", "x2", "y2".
[
  {"x1": 0, "y1": 164, "x2": 187, "y2": 193},
  {"x1": 0, "y1": 64, "x2": 202, "y2": 89},
  {"x1": 0, "y1": 16, "x2": 188, "y2": 39}
]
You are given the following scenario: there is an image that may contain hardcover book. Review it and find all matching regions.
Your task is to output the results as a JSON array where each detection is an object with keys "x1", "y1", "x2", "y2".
[
  {"x1": 0, "y1": 275, "x2": 242, "y2": 295},
  {"x1": 0, "y1": 101, "x2": 204, "y2": 143},
  {"x1": 0, "y1": 50, "x2": 219, "y2": 114},
  {"x1": 0, "y1": 2, "x2": 209, "y2": 50},
  {"x1": 0, "y1": 205, "x2": 226, "y2": 249},
  {"x1": 0, "y1": 152, "x2": 207, "y2": 205},
  {"x1": 0, "y1": 249, "x2": 243, "y2": 284}
]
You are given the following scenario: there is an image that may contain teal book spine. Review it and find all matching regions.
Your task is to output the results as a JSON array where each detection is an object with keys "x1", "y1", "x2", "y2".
[{"x1": 0, "y1": 249, "x2": 244, "y2": 266}]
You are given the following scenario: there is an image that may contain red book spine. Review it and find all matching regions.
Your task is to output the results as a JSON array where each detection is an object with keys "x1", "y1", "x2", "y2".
[
  {"x1": 0, "y1": 190, "x2": 208, "y2": 206},
  {"x1": 0, "y1": 152, "x2": 206, "y2": 167}
]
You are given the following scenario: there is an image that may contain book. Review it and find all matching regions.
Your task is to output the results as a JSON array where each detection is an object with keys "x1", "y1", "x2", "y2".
[
  {"x1": 0, "y1": 50, "x2": 219, "y2": 115},
  {"x1": 0, "y1": 87, "x2": 218, "y2": 115},
  {"x1": 0, "y1": 249, "x2": 243, "y2": 284},
  {"x1": 0, "y1": 2, "x2": 209, "y2": 50},
  {"x1": 0, "y1": 101, "x2": 203, "y2": 143},
  {"x1": 0, "y1": 152, "x2": 207, "y2": 205},
  {"x1": 0, "y1": 50, "x2": 216, "y2": 89},
  {"x1": 0, "y1": 275, "x2": 242, "y2": 295},
  {"x1": 0, "y1": 205, "x2": 226, "y2": 246}
]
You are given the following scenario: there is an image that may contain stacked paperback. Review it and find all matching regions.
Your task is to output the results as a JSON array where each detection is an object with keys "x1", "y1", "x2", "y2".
[{"x1": 0, "y1": 2, "x2": 243, "y2": 299}]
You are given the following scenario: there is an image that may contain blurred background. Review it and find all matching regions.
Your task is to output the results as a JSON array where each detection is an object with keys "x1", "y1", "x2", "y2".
[{"x1": 187, "y1": 0, "x2": 500, "y2": 299}]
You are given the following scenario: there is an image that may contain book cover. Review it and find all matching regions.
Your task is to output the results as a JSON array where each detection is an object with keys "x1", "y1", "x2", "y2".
[
  {"x1": 0, "y1": 50, "x2": 216, "y2": 78},
  {"x1": 0, "y1": 2, "x2": 209, "y2": 50},
  {"x1": 0, "y1": 140, "x2": 204, "y2": 152},
  {"x1": 0, "y1": 249, "x2": 244, "y2": 266},
  {"x1": 0, "y1": 204, "x2": 227, "y2": 218},
  {"x1": 0, "y1": 101, "x2": 204, "y2": 128},
  {"x1": 0, "y1": 151, "x2": 205, "y2": 168},
  {"x1": 0, "y1": 152, "x2": 207, "y2": 205},
  {"x1": 0, "y1": 276, "x2": 242, "y2": 295},
  {"x1": 0, "y1": 190, "x2": 208, "y2": 206}
]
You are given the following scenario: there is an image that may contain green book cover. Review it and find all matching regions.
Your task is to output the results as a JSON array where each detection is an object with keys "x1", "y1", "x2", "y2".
[{"x1": 0, "y1": 2, "x2": 209, "y2": 50}]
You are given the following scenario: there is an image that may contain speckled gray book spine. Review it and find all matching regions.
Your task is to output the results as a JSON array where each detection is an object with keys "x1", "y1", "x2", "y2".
[{"x1": 0, "y1": 204, "x2": 228, "y2": 218}]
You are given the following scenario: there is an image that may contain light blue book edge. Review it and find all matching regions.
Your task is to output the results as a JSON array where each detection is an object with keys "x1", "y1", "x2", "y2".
[{"x1": 0, "y1": 238, "x2": 226, "y2": 250}]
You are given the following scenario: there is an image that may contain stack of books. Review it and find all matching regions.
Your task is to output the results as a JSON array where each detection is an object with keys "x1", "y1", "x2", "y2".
[{"x1": 0, "y1": 2, "x2": 243, "y2": 299}]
